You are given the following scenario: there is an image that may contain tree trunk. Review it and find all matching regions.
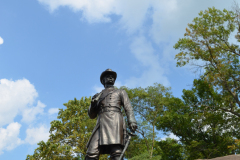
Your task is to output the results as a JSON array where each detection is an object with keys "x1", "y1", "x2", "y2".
[{"x1": 150, "y1": 122, "x2": 155, "y2": 159}]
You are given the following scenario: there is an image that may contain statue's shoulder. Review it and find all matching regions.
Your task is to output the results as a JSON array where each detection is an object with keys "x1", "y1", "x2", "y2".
[
  {"x1": 111, "y1": 88, "x2": 126, "y2": 95},
  {"x1": 115, "y1": 88, "x2": 128, "y2": 94},
  {"x1": 112, "y1": 88, "x2": 122, "y2": 93},
  {"x1": 112, "y1": 88, "x2": 120, "y2": 92}
]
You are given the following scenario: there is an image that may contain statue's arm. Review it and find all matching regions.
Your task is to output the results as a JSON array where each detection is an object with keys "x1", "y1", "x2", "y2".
[
  {"x1": 88, "y1": 92, "x2": 102, "y2": 119},
  {"x1": 88, "y1": 93, "x2": 100, "y2": 119},
  {"x1": 120, "y1": 89, "x2": 137, "y2": 125},
  {"x1": 88, "y1": 103, "x2": 98, "y2": 119}
]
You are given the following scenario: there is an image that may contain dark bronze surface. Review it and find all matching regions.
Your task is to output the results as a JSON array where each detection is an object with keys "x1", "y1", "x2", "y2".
[{"x1": 85, "y1": 69, "x2": 137, "y2": 160}]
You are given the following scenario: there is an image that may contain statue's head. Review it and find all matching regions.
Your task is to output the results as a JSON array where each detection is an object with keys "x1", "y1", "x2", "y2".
[{"x1": 100, "y1": 69, "x2": 117, "y2": 86}]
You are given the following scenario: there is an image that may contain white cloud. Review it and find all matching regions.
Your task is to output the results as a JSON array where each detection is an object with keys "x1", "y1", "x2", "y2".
[
  {"x1": 0, "y1": 122, "x2": 23, "y2": 154},
  {"x1": 37, "y1": 0, "x2": 152, "y2": 32},
  {"x1": 37, "y1": 0, "x2": 234, "y2": 35},
  {"x1": 38, "y1": 0, "x2": 116, "y2": 23},
  {"x1": 0, "y1": 37, "x2": 3, "y2": 45},
  {"x1": 114, "y1": 0, "x2": 151, "y2": 33},
  {"x1": 0, "y1": 78, "x2": 50, "y2": 152},
  {"x1": 125, "y1": 36, "x2": 170, "y2": 88},
  {"x1": 93, "y1": 85, "x2": 104, "y2": 93},
  {"x1": 91, "y1": 36, "x2": 170, "y2": 89},
  {"x1": 22, "y1": 101, "x2": 46, "y2": 123},
  {"x1": 0, "y1": 79, "x2": 42, "y2": 126},
  {"x1": 0, "y1": 79, "x2": 46, "y2": 126},
  {"x1": 25, "y1": 125, "x2": 50, "y2": 145},
  {"x1": 150, "y1": 0, "x2": 234, "y2": 45},
  {"x1": 48, "y1": 108, "x2": 59, "y2": 115},
  {"x1": 161, "y1": 132, "x2": 179, "y2": 141},
  {"x1": 114, "y1": 81, "x2": 123, "y2": 88},
  {"x1": 39, "y1": 0, "x2": 237, "y2": 88}
]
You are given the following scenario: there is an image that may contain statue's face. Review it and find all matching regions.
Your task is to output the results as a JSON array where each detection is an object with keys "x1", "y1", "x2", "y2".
[{"x1": 103, "y1": 74, "x2": 115, "y2": 86}]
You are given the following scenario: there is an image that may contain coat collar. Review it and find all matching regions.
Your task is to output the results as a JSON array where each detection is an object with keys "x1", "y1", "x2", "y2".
[{"x1": 103, "y1": 86, "x2": 115, "y2": 92}]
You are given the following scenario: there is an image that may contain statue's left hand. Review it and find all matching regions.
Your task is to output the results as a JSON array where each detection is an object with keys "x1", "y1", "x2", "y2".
[{"x1": 129, "y1": 123, "x2": 138, "y2": 133}]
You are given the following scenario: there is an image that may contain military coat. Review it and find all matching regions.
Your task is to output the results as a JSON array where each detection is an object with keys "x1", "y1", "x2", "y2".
[{"x1": 86, "y1": 87, "x2": 137, "y2": 148}]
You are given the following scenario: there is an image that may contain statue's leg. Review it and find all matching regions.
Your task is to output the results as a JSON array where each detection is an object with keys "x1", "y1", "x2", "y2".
[
  {"x1": 85, "y1": 129, "x2": 100, "y2": 160},
  {"x1": 110, "y1": 144, "x2": 123, "y2": 160}
]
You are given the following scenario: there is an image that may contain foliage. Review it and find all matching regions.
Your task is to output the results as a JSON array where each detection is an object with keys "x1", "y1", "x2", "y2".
[
  {"x1": 128, "y1": 152, "x2": 162, "y2": 160},
  {"x1": 228, "y1": 139, "x2": 240, "y2": 153},
  {"x1": 124, "y1": 133, "x2": 150, "y2": 159},
  {"x1": 173, "y1": 6, "x2": 240, "y2": 158},
  {"x1": 121, "y1": 83, "x2": 172, "y2": 159},
  {"x1": 174, "y1": 7, "x2": 240, "y2": 118},
  {"x1": 26, "y1": 97, "x2": 109, "y2": 160},
  {"x1": 155, "y1": 79, "x2": 239, "y2": 159},
  {"x1": 26, "y1": 81, "x2": 240, "y2": 159},
  {"x1": 27, "y1": 81, "x2": 240, "y2": 159},
  {"x1": 155, "y1": 138, "x2": 185, "y2": 160}
]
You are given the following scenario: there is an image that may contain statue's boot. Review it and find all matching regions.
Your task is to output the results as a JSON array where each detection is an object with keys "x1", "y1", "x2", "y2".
[
  {"x1": 110, "y1": 144, "x2": 123, "y2": 160},
  {"x1": 85, "y1": 154, "x2": 99, "y2": 160}
]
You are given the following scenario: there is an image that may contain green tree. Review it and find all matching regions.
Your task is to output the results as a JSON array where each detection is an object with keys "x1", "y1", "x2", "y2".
[
  {"x1": 128, "y1": 152, "x2": 162, "y2": 160},
  {"x1": 172, "y1": 6, "x2": 240, "y2": 157},
  {"x1": 26, "y1": 97, "x2": 109, "y2": 160},
  {"x1": 28, "y1": 81, "x2": 238, "y2": 160},
  {"x1": 174, "y1": 7, "x2": 240, "y2": 118},
  {"x1": 155, "y1": 138, "x2": 185, "y2": 160},
  {"x1": 121, "y1": 83, "x2": 172, "y2": 159},
  {"x1": 155, "y1": 79, "x2": 238, "y2": 159}
]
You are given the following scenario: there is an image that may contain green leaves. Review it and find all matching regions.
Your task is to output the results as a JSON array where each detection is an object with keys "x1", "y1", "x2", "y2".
[
  {"x1": 155, "y1": 138, "x2": 185, "y2": 160},
  {"x1": 26, "y1": 97, "x2": 100, "y2": 160},
  {"x1": 174, "y1": 7, "x2": 238, "y2": 67},
  {"x1": 173, "y1": 7, "x2": 240, "y2": 158},
  {"x1": 154, "y1": 78, "x2": 239, "y2": 159},
  {"x1": 122, "y1": 84, "x2": 173, "y2": 159},
  {"x1": 26, "y1": 81, "x2": 240, "y2": 159}
]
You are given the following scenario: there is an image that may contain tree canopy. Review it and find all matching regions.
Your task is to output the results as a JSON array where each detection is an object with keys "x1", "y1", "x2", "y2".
[{"x1": 174, "y1": 7, "x2": 240, "y2": 119}]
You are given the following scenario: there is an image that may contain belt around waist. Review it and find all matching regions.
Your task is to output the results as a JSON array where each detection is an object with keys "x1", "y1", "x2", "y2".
[{"x1": 98, "y1": 107, "x2": 121, "y2": 114}]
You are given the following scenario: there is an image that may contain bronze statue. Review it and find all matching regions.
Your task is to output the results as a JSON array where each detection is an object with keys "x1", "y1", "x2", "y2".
[{"x1": 85, "y1": 69, "x2": 138, "y2": 160}]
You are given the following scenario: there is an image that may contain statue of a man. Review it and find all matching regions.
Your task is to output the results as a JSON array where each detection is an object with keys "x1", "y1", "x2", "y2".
[{"x1": 85, "y1": 69, "x2": 138, "y2": 160}]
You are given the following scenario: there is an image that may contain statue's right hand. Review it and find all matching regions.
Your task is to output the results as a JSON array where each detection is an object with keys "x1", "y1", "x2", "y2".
[{"x1": 129, "y1": 123, "x2": 138, "y2": 133}]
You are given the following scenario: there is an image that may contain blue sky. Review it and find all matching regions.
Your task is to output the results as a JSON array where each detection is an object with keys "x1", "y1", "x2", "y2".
[{"x1": 0, "y1": 0, "x2": 238, "y2": 159}]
